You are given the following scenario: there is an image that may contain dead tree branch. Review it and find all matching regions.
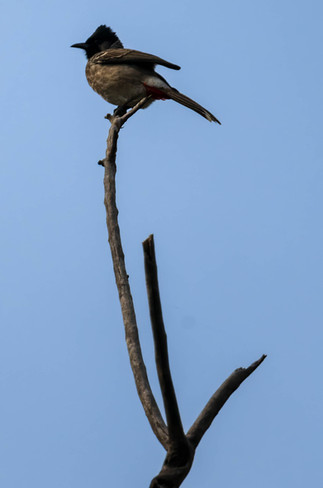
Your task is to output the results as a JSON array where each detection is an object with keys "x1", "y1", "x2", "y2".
[
  {"x1": 101, "y1": 99, "x2": 266, "y2": 487},
  {"x1": 102, "y1": 97, "x2": 169, "y2": 450},
  {"x1": 186, "y1": 354, "x2": 267, "y2": 449},
  {"x1": 143, "y1": 235, "x2": 186, "y2": 448}
]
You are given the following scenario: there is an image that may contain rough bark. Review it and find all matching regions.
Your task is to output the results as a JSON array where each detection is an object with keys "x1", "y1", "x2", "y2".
[{"x1": 102, "y1": 98, "x2": 169, "y2": 450}]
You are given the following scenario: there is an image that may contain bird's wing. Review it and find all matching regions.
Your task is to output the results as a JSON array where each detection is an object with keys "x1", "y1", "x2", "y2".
[{"x1": 91, "y1": 49, "x2": 181, "y2": 70}]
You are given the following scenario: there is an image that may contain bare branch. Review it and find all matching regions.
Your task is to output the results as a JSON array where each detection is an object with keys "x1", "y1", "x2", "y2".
[
  {"x1": 118, "y1": 96, "x2": 153, "y2": 124},
  {"x1": 187, "y1": 354, "x2": 267, "y2": 448},
  {"x1": 102, "y1": 100, "x2": 168, "y2": 449},
  {"x1": 143, "y1": 235, "x2": 186, "y2": 448},
  {"x1": 101, "y1": 96, "x2": 266, "y2": 487}
]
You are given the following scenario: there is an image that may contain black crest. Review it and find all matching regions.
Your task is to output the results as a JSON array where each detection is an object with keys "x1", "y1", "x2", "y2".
[
  {"x1": 74, "y1": 25, "x2": 124, "y2": 59},
  {"x1": 86, "y1": 26, "x2": 122, "y2": 47}
]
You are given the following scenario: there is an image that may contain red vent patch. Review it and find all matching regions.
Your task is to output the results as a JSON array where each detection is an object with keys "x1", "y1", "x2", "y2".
[{"x1": 143, "y1": 83, "x2": 170, "y2": 100}]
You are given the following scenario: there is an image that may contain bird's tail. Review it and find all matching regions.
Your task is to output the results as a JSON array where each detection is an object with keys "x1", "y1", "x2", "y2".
[{"x1": 165, "y1": 87, "x2": 221, "y2": 124}]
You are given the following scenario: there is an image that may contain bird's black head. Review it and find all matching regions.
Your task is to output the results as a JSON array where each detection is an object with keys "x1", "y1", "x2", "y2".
[{"x1": 71, "y1": 25, "x2": 123, "y2": 59}]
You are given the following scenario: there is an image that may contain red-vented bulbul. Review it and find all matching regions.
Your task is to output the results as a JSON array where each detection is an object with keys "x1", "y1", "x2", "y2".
[{"x1": 71, "y1": 25, "x2": 220, "y2": 123}]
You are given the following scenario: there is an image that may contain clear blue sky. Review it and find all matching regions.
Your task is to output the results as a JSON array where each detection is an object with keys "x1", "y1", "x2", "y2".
[{"x1": 1, "y1": 1, "x2": 322, "y2": 487}]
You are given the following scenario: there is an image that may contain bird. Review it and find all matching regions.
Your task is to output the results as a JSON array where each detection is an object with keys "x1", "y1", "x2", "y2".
[{"x1": 71, "y1": 25, "x2": 220, "y2": 124}]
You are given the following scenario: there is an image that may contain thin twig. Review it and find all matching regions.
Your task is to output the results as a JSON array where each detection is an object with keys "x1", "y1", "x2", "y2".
[
  {"x1": 143, "y1": 234, "x2": 186, "y2": 448},
  {"x1": 102, "y1": 98, "x2": 168, "y2": 449},
  {"x1": 105, "y1": 95, "x2": 153, "y2": 126}
]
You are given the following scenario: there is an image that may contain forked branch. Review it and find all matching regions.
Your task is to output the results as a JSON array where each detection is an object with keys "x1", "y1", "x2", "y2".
[{"x1": 101, "y1": 99, "x2": 266, "y2": 487}]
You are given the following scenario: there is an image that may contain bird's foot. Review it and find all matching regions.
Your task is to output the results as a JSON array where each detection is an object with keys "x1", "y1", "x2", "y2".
[
  {"x1": 105, "y1": 105, "x2": 128, "y2": 122},
  {"x1": 113, "y1": 105, "x2": 128, "y2": 117}
]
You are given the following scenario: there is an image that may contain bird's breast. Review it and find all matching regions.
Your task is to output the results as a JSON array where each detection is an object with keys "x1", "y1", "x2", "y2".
[{"x1": 85, "y1": 63, "x2": 151, "y2": 106}]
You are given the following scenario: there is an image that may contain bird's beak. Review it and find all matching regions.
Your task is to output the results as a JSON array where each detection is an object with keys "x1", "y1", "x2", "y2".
[{"x1": 70, "y1": 42, "x2": 88, "y2": 50}]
